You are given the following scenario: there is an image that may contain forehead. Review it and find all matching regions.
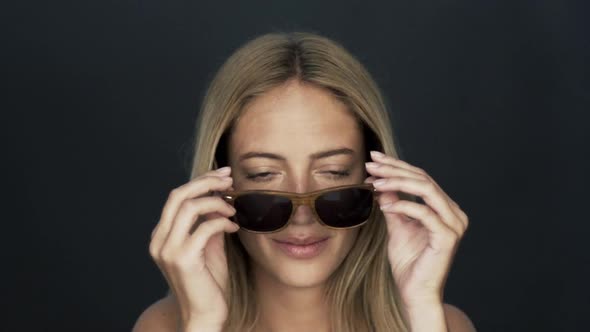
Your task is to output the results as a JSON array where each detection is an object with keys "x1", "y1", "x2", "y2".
[{"x1": 229, "y1": 81, "x2": 362, "y2": 156}]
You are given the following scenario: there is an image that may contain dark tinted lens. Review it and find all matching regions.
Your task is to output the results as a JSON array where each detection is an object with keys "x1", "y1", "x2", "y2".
[
  {"x1": 233, "y1": 193, "x2": 292, "y2": 232},
  {"x1": 315, "y1": 188, "x2": 373, "y2": 227}
]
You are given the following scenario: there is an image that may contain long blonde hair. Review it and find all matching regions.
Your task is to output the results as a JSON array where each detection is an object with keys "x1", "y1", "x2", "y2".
[{"x1": 184, "y1": 31, "x2": 414, "y2": 332}]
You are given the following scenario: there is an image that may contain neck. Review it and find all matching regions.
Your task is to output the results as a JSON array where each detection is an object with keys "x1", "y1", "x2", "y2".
[{"x1": 252, "y1": 265, "x2": 331, "y2": 332}]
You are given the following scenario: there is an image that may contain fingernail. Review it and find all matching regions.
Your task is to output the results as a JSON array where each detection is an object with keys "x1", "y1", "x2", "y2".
[
  {"x1": 370, "y1": 151, "x2": 385, "y2": 159},
  {"x1": 365, "y1": 162, "x2": 381, "y2": 169},
  {"x1": 373, "y1": 179, "x2": 387, "y2": 187},
  {"x1": 380, "y1": 202, "x2": 394, "y2": 211},
  {"x1": 216, "y1": 166, "x2": 231, "y2": 173}
]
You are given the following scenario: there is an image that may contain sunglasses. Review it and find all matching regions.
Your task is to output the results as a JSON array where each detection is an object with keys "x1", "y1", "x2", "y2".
[{"x1": 219, "y1": 183, "x2": 378, "y2": 233}]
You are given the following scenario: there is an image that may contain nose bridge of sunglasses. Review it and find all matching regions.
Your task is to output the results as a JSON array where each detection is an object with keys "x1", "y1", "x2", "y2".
[
  {"x1": 288, "y1": 198, "x2": 319, "y2": 224},
  {"x1": 290, "y1": 192, "x2": 317, "y2": 204}
]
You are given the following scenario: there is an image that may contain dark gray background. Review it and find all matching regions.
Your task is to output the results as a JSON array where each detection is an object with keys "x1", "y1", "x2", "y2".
[{"x1": 6, "y1": 0, "x2": 588, "y2": 331}]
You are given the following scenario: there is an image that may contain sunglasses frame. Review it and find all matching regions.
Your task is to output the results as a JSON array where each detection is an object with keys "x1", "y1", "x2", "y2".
[{"x1": 218, "y1": 183, "x2": 379, "y2": 233}]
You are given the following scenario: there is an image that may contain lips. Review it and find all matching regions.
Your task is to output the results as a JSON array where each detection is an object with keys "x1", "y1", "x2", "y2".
[
  {"x1": 272, "y1": 237, "x2": 330, "y2": 259},
  {"x1": 273, "y1": 236, "x2": 329, "y2": 245}
]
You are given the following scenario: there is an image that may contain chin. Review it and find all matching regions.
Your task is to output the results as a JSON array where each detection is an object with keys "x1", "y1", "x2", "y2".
[{"x1": 272, "y1": 260, "x2": 335, "y2": 288}]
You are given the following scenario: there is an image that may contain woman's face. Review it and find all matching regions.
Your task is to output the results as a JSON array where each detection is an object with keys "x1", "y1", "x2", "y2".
[{"x1": 228, "y1": 79, "x2": 366, "y2": 288}]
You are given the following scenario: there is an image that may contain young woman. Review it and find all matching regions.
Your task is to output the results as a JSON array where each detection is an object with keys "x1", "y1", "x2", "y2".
[{"x1": 133, "y1": 32, "x2": 476, "y2": 332}]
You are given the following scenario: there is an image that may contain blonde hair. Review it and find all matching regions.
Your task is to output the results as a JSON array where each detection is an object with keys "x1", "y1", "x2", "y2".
[{"x1": 184, "y1": 31, "x2": 415, "y2": 332}]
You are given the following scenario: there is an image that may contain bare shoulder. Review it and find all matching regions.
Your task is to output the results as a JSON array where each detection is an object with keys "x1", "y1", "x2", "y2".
[
  {"x1": 132, "y1": 294, "x2": 179, "y2": 332},
  {"x1": 443, "y1": 303, "x2": 477, "y2": 332}
]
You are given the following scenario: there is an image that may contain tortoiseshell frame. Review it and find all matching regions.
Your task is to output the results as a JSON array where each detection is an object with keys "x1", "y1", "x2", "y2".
[{"x1": 219, "y1": 183, "x2": 379, "y2": 233}]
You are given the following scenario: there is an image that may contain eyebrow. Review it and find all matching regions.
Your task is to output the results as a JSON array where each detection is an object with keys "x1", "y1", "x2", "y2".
[{"x1": 238, "y1": 148, "x2": 355, "y2": 162}]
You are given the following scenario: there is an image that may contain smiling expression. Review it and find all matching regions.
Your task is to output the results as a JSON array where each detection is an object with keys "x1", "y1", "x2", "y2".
[{"x1": 228, "y1": 79, "x2": 368, "y2": 288}]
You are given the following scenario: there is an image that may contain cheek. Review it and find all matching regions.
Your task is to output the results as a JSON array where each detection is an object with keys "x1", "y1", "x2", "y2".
[
  {"x1": 236, "y1": 231, "x2": 262, "y2": 254},
  {"x1": 236, "y1": 231, "x2": 275, "y2": 266},
  {"x1": 336, "y1": 228, "x2": 360, "y2": 257}
]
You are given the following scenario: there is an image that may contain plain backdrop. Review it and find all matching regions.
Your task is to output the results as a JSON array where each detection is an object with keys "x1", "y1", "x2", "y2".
[{"x1": 5, "y1": 0, "x2": 588, "y2": 331}]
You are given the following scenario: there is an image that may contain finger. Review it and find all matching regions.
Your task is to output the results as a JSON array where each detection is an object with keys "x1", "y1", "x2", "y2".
[
  {"x1": 369, "y1": 152, "x2": 468, "y2": 231},
  {"x1": 365, "y1": 162, "x2": 426, "y2": 181},
  {"x1": 151, "y1": 167, "x2": 231, "y2": 238},
  {"x1": 382, "y1": 200, "x2": 460, "y2": 249},
  {"x1": 365, "y1": 159, "x2": 427, "y2": 204},
  {"x1": 373, "y1": 176, "x2": 465, "y2": 235},
  {"x1": 164, "y1": 196, "x2": 237, "y2": 248},
  {"x1": 154, "y1": 175, "x2": 232, "y2": 245},
  {"x1": 164, "y1": 167, "x2": 232, "y2": 218},
  {"x1": 369, "y1": 151, "x2": 446, "y2": 201},
  {"x1": 370, "y1": 151, "x2": 426, "y2": 176},
  {"x1": 152, "y1": 172, "x2": 233, "y2": 249},
  {"x1": 365, "y1": 175, "x2": 405, "y2": 210},
  {"x1": 185, "y1": 217, "x2": 240, "y2": 256},
  {"x1": 188, "y1": 211, "x2": 221, "y2": 235},
  {"x1": 363, "y1": 175, "x2": 378, "y2": 184},
  {"x1": 369, "y1": 152, "x2": 450, "y2": 200},
  {"x1": 382, "y1": 207, "x2": 421, "y2": 238},
  {"x1": 369, "y1": 152, "x2": 465, "y2": 216}
]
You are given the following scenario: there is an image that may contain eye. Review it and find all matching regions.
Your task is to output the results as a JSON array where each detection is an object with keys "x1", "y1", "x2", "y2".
[
  {"x1": 245, "y1": 172, "x2": 275, "y2": 182},
  {"x1": 323, "y1": 170, "x2": 350, "y2": 180}
]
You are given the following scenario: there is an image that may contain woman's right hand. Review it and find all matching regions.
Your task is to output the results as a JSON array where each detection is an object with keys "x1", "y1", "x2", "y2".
[{"x1": 149, "y1": 166, "x2": 239, "y2": 330}]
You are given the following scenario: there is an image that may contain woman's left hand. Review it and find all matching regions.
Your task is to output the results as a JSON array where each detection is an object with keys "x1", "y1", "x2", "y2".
[{"x1": 364, "y1": 151, "x2": 469, "y2": 308}]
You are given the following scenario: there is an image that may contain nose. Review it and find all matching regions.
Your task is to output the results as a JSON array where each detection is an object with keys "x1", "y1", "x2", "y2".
[
  {"x1": 289, "y1": 204, "x2": 317, "y2": 226},
  {"x1": 286, "y1": 179, "x2": 317, "y2": 226}
]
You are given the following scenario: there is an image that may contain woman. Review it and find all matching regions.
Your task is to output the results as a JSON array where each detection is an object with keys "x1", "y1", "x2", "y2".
[{"x1": 133, "y1": 32, "x2": 476, "y2": 332}]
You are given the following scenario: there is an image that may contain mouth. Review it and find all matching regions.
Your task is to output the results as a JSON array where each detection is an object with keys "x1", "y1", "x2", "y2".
[
  {"x1": 271, "y1": 238, "x2": 329, "y2": 259},
  {"x1": 273, "y1": 236, "x2": 330, "y2": 245}
]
